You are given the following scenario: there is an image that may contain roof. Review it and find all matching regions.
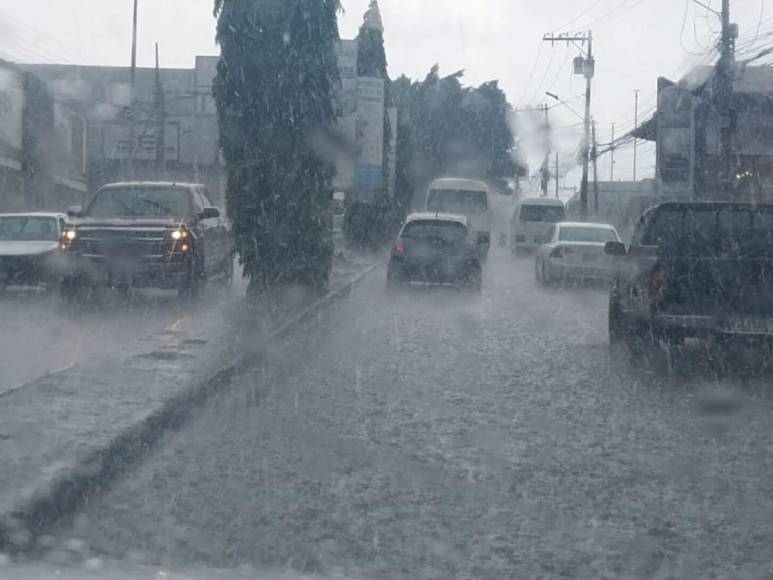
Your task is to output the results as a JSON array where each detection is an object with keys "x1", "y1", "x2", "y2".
[
  {"x1": 557, "y1": 221, "x2": 616, "y2": 230},
  {"x1": 517, "y1": 197, "x2": 565, "y2": 207},
  {"x1": 428, "y1": 178, "x2": 489, "y2": 192},
  {"x1": 632, "y1": 65, "x2": 773, "y2": 142},
  {"x1": 404, "y1": 212, "x2": 469, "y2": 225},
  {"x1": 99, "y1": 181, "x2": 206, "y2": 190},
  {"x1": 0, "y1": 212, "x2": 66, "y2": 219}
]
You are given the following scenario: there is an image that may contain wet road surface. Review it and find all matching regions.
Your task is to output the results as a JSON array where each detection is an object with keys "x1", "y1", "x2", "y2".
[{"x1": 45, "y1": 248, "x2": 773, "y2": 579}]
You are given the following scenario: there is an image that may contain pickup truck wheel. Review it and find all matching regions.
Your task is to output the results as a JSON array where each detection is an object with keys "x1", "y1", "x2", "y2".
[
  {"x1": 608, "y1": 298, "x2": 625, "y2": 344},
  {"x1": 464, "y1": 264, "x2": 482, "y2": 292},
  {"x1": 179, "y1": 259, "x2": 204, "y2": 301}
]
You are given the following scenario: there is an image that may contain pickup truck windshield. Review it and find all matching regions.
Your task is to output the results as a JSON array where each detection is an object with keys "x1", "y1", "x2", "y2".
[
  {"x1": 0, "y1": 216, "x2": 58, "y2": 242},
  {"x1": 88, "y1": 187, "x2": 191, "y2": 218},
  {"x1": 645, "y1": 205, "x2": 773, "y2": 256}
]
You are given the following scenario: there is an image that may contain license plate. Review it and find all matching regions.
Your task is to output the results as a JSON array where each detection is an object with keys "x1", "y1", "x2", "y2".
[{"x1": 723, "y1": 318, "x2": 773, "y2": 334}]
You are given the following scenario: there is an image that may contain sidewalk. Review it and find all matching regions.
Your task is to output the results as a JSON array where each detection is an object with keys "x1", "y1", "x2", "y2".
[{"x1": 0, "y1": 252, "x2": 382, "y2": 551}]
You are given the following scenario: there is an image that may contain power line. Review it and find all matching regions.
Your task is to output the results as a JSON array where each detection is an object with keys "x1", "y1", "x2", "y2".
[
  {"x1": 517, "y1": 43, "x2": 545, "y2": 107},
  {"x1": 556, "y1": 0, "x2": 606, "y2": 32}
]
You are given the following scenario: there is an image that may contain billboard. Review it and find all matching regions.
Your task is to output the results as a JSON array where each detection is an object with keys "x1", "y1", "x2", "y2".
[
  {"x1": 354, "y1": 77, "x2": 385, "y2": 196},
  {"x1": 0, "y1": 66, "x2": 24, "y2": 156}
]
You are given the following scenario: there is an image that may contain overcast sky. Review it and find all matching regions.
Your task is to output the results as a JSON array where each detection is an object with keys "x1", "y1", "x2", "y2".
[{"x1": 2, "y1": 0, "x2": 771, "y2": 193}]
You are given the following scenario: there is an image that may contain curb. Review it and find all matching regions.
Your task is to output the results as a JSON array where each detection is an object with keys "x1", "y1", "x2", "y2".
[{"x1": 0, "y1": 259, "x2": 385, "y2": 552}]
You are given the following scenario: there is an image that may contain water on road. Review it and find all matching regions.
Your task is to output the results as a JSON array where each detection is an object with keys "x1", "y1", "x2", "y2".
[{"x1": 45, "y1": 248, "x2": 773, "y2": 579}]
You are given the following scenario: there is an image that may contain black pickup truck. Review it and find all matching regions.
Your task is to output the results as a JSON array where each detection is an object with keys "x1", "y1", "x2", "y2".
[
  {"x1": 607, "y1": 201, "x2": 773, "y2": 357},
  {"x1": 60, "y1": 182, "x2": 233, "y2": 300}
]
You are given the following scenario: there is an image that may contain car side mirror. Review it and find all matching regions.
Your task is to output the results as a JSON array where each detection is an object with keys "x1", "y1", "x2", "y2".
[
  {"x1": 199, "y1": 207, "x2": 220, "y2": 220},
  {"x1": 67, "y1": 205, "x2": 83, "y2": 218},
  {"x1": 605, "y1": 241, "x2": 627, "y2": 256}
]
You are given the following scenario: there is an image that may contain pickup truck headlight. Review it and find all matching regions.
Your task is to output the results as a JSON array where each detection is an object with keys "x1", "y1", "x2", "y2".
[
  {"x1": 60, "y1": 229, "x2": 77, "y2": 251},
  {"x1": 169, "y1": 229, "x2": 189, "y2": 241}
]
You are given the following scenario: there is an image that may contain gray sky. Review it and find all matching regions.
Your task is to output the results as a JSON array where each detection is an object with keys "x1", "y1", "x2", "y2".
[{"x1": 2, "y1": 0, "x2": 771, "y2": 193}]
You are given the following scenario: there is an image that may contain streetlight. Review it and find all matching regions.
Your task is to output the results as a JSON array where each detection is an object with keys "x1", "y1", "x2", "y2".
[{"x1": 545, "y1": 92, "x2": 584, "y2": 123}]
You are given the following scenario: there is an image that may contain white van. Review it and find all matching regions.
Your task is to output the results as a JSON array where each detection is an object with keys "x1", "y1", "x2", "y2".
[
  {"x1": 511, "y1": 197, "x2": 566, "y2": 254},
  {"x1": 425, "y1": 178, "x2": 492, "y2": 259}
]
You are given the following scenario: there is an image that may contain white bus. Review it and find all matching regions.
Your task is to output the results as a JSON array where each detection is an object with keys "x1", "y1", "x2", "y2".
[{"x1": 425, "y1": 178, "x2": 492, "y2": 259}]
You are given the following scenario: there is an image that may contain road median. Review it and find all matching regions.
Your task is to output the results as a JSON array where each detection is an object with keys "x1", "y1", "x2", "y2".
[{"x1": 0, "y1": 255, "x2": 384, "y2": 552}]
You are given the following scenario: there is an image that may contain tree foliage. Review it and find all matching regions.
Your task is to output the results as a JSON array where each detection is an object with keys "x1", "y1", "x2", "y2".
[
  {"x1": 356, "y1": 1, "x2": 387, "y2": 79},
  {"x1": 213, "y1": 0, "x2": 340, "y2": 294},
  {"x1": 391, "y1": 67, "x2": 518, "y2": 214}
]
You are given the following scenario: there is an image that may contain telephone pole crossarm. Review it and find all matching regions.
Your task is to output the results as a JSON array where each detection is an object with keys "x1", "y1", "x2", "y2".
[{"x1": 543, "y1": 30, "x2": 594, "y2": 217}]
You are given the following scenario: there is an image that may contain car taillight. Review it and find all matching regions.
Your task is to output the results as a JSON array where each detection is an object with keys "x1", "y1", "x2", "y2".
[
  {"x1": 649, "y1": 269, "x2": 667, "y2": 306},
  {"x1": 393, "y1": 242, "x2": 406, "y2": 255}
]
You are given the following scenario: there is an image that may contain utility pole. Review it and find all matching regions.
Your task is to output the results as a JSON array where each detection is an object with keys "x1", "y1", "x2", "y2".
[
  {"x1": 543, "y1": 31, "x2": 594, "y2": 216},
  {"x1": 592, "y1": 120, "x2": 599, "y2": 213},
  {"x1": 610, "y1": 122, "x2": 615, "y2": 182},
  {"x1": 633, "y1": 89, "x2": 639, "y2": 182},
  {"x1": 154, "y1": 42, "x2": 166, "y2": 175},
  {"x1": 128, "y1": 0, "x2": 138, "y2": 179},
  {"x1": 540, "y1": 103, "x2": 551, "y2": 196},
  {"x1": 555, "y1": 152, "x2": 560, "y2": 199},
  {"x1": 718, "y1": 0, "x2": 737, "y2": 196}
]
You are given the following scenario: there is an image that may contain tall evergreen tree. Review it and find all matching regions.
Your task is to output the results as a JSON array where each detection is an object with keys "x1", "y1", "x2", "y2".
[
  {"x1": 213, "y1": 0, "x2": 340, "y2": 294},
  {"x1": 356, "y1": 0, "x2": 387, "y2": 78}
]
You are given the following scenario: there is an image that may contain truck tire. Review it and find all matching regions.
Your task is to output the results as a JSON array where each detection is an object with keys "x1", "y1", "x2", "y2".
[{"x1": 608, "y1": 297, "x2": 625, "y2": 344}]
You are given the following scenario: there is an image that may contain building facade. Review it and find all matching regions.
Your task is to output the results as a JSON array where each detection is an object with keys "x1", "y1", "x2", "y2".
[
  {"x1": 0, "y1": 59, "x2": 88, "y2": 212},
  {"x1": 24, "y1": 56, "x2": 224, "y2": 205}
]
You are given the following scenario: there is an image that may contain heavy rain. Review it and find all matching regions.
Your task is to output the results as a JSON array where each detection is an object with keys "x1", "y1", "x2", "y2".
[{"x1": 1, "y1": 1, "x2": 773, "y2": 579}]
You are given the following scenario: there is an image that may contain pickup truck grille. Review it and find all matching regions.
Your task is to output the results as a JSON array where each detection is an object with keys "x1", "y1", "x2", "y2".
[{"x1": 76, "y1": 229, "x2": 168, "y2": 259}]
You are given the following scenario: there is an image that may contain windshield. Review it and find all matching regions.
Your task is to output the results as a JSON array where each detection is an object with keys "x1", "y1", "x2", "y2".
[
  {"x1": 559, "y1": 226, "x2": 617, "y2": 243},
  {"x1": 427, "y1": 189, "x2": 488, "y2": 213},
  {"x1": 87, "y1": 187, "x2": 191, "y2": 218},
  {"x1": 520, "y1": 205, "x2": 565, "y2": 223},
  {"x1": 0, "y1": 217, "x2": 58, "y2": 242}
]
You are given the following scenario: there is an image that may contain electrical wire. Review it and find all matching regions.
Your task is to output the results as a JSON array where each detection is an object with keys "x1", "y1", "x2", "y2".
[
  {"x1": 517, "y1": 43, "x2": 545, "y2": 107},
  {"x1": 556, "y1": 0, "x2": 607, "y2": 32},
  {"x1": 526, "y1": 48, "x2": 556, "y2": 105}
]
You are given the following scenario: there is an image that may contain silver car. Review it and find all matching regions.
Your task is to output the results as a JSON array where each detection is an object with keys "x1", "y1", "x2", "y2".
[{"x1": 535, "y1": 222, "x2": 622, "y2": 286}]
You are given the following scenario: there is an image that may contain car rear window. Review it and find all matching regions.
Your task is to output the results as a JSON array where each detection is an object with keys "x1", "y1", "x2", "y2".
[
  {"x1": 645, "y1": 205, "x2": 773, "y2": 256},
  {"x1": 559, "y1": 227, "x2": 617, "y2": 243},
  {"x1": 88, "y1": 187, "x2": 192, "y2": 218},
  {"x1": 520, "y1": 205, "x2": 565, "y2": 223},
  {"x1": 427, "y1": 190, "x2": 488, "y2": 213},
  {"x1": 402, "y1": 220, "x2": 468, "y2": 240}
]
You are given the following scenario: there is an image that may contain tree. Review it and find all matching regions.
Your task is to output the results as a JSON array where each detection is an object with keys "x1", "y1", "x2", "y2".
[
  {"x1": 213, "y1": 0, "x2": 340, "y2": 294},
  {"x1": 356, "y1": 0, "x2": 387, "y2": 78},
  {"x1": 391, "y1": 67, "x2": 519, "y2": 216}
]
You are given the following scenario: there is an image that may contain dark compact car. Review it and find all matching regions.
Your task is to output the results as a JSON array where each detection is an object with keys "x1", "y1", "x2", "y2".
[
  {"x1": 0, "y1": 212, "x2": 66, "y2": 292},
  {"x1": 60, "y1": 182, "x2": 233, "y2": 300},
  {"x1": 607, "y1": 201, "x2": 773, "y2": 359},
  {"x1": 387, "y1": 213, "x2": 482, "y2": 291}
]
